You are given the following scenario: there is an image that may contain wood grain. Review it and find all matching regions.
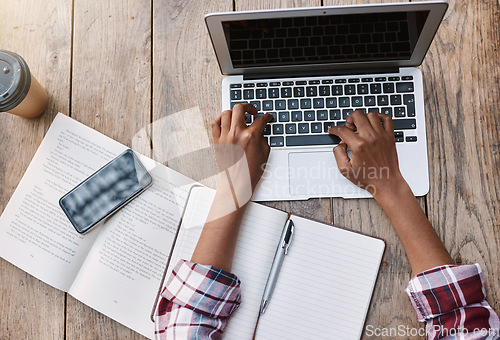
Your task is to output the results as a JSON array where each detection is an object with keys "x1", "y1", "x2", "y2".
[
  {"x1": 420, "y1": 0, "x2": 500, "y2": 313},
  {"x1": 67, "y1": 0, "x2": 152, "y2": 338},
  {"x1": 0, "y1": 0, "x2": 71, "y2": 338},
  {"x1": 152, "y1": 0, "x2": 233, "y2": 189}
]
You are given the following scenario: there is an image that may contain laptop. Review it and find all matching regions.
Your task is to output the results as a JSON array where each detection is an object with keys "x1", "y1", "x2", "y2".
[{"x1": 205, "y1": 2, "x2": 448, "y2": 201}]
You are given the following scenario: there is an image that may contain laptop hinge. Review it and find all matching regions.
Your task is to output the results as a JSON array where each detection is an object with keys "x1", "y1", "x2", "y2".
[{"x1": 242, "y1": 67, "x2": 400, "y2": 80}]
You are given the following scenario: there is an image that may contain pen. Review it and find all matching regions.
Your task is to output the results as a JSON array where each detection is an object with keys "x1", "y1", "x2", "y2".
[{"x1": 260, "y1": 219, "x2": 294, "y2": 315}]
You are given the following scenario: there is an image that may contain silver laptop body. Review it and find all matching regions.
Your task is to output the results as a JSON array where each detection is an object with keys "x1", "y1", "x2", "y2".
[{"x1": 205, "y1": 2, "x2": 448, "y2": 201}]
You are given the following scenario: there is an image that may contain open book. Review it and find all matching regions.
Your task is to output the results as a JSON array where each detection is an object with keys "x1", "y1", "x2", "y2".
[
  {"x1": 164, "y1": 186, "x2": 386, "y2": 339},
  {"x1": 0, "y1": 113, "x2": 385, "y2": 339},
  {"x1": 0, "y1": 113, "x2": 197, "y2": 338}
]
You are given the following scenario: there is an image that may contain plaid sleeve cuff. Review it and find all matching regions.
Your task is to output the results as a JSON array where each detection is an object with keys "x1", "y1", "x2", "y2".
[
  {"x1": 161, "y1": 259, "x2": 241, "y2": 319},
  {"x1": 406, "y1": 264, "x2": 486, "y2": 321}
]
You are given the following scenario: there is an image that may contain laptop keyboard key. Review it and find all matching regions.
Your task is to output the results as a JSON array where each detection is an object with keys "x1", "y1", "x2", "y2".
[
  {"x1": 263, "y1": 125, "x2": 271, "y2": 135},
  {"x1": 250, "y1": 101, "x2": 261, "y2": 111},
  {"x1": 285, "y1": 123, "x2": 296, "y2": 134},
  {"x1": 306, "y1": 86, "x2": 317, "y2": 96},
  {"x1": 342, "y1": 109, "x2": 354, "y2": 119},
  {"x1": 287, "y1": 99, "x2": 299, "y2": 109},
  {"x1": 317, "y1": 110, "x2": 328, "y2": 120},
  {"x1": 281, "y1": 87, "x2": 292, "y2": 98},
  {"x1": 270, "y1": 136, "x2": 284, "y2": 147},
  {"x1": 383, "y1": 83, "x2": 395, "y2": 93},
  {"x1": 394, "y1": 106, "x2": 406, "y2": 117},
  {"x1": 326, "y1": 97, "x2": 337, "y2": 108},
  {"x1": 381, "y1": 107, "x2": 393, "y2": 116},
  {"x1": 396, "y1": 82, "x2": 415, "y2": 92},
  {"x1": 275, "y1": 100, "x2": 286, "y2": 110},
  {"x1": 390, "y1": 94, "x2": 402, "y2": 105},
  {"x1": 263, "y1": 100, "x2": 273, "y2": 111},
  {"x1": 332, "y1": 85, "x2": 343, "y2": 95},
  {"x1": 286, "y1": 134, "x2": 341, "y2": 146},
  {"x1": 279, "y1": 111, "x2": 290, "y2": 122},
  {"x1": 294, "y1": 87, "x2": 305, "y2": 97},
  {"x1": 273, "y1": 124, "x2": 284, "y2": 135},
  {"x1": 304, "y1": 110, "x2": 315, "y2": 121},
  {"x1": 403, "y1": 94, "x2": 416, "y2": 117},
  {"x1": 269, "y1": 88, "x2": 280, "y2": 98},
  {"x1": 357, "y1": 84, "x2": 369, "y2": 94},
  {"x1": 352, "y1": 96, "x2": 363, "y2": 107},
  {"x1": 311, "y1": 123, "x2": 322, "y2": 133},
  {"x1": 377, "y1": 95, "x2": 389, "y2": 106},
  {"x1": 319, "y1": 86, "x2": 330, "y2": 96},
  {"x1": 339, "y1": 97, "x2": 350, "y2": 107},
  {"x1": 345, "y1": 84, "x2": 356, "y2": 95},
  {"x1": 370, "y1": 83, "x2": 382, "y2": 94},
  {"x1": 256, "y1": 89, "x2": 267, "y2": 99},
  {"x1": 300, "y1": 98, "x2": 312, "y2": 109},
  {"x1": 393, "y1": 118, "x2": 416, "y2": 130},
  {"x1": 330, "y1": 109, "x2": 341, "y2": 120},
  {"x1": 298, "y1": 123, "x2": 309, "y2": 133},
  {"x1": 313, "y1": 98, "x2": 324, "y2": 108},
  {"x1": 291, "y1": 111, "x2": 302, "y2": 121},
  {"x1": 243, "y1": 89, "x2": 254, "y2": 99},
  {"x1": 230, "y1": 90, "x2": 242, "y2": 100},
  {"x1": 324, "y1": 122, "x2": 335, "y2": 132},
  {"x1": 231, "y1": 101, "x2": 246, "y2": 109},
  {"x1": 364, "y1": 96, "x2": 376, "y2": 107}
]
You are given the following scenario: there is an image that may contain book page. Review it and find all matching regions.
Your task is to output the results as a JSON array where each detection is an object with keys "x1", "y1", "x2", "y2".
[
  {"x1": 68, "y1": 156, "x2": 195, "y2": 338},
  {"x1": 0, "y1": 113, "x2": 126, "y2": 291},
  {"x1": 166, "y1": 187, "x2": 288, "y2": 339},
  {"x1": 256, "y1": 215, "x2": 385, "y2": 340}
]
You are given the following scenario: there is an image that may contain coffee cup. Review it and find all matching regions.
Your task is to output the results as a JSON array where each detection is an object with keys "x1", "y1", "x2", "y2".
[{"x1": 0, "y1": 50, "x2": 48, "y2": 118}]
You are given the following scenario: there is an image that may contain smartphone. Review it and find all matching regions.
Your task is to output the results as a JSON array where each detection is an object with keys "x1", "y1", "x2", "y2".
[{"x1": 59, "y1": 149, "x2": 153, "y2": 234}]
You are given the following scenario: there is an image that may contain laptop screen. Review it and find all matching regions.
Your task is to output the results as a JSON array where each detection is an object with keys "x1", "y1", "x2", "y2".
[{"x1": 223, "y1": 10, "x2": 430, "y2": 69}]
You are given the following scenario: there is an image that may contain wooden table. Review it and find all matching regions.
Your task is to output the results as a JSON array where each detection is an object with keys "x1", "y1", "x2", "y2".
[{"x1": 1, "y1": 0, "x2": 498, "y2": 339}]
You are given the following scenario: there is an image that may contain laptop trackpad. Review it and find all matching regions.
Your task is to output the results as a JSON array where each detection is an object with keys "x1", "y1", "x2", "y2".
[{"x1": 288, "y1": 151, "x2": 353, "y2": 196}]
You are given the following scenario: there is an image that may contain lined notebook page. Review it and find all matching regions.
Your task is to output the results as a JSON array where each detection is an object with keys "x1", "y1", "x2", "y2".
[
  {"x1": 166, "y1": 186, "x2": 288, "y2": 339},
  {"x1": 256, "y1": 215, "x2": 385, "y2": 340}
]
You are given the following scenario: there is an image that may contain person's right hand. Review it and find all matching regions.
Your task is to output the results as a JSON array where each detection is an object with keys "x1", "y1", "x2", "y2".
[{"x1": 328, "y1": 110, "x2": 408, "y2": 200}]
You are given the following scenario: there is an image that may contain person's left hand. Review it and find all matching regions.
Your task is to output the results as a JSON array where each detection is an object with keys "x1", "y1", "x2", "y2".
[{"x1": 212, "y1": 103, "x2": 272, "y2": 193}]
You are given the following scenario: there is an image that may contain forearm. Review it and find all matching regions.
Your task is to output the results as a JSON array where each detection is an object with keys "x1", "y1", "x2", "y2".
[
  {"x1": 375, "y1": 180, "x2": 454, "y2": 275},
  {"x1": 191, "y1": 179, "x2": 247, "y2": 272}
]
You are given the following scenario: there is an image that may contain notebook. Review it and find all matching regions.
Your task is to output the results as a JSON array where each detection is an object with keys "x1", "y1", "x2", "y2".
[
  {"x1": 159, "y1": 186, "x2": 386, "y2": 339},
  {"x1": 205, "y1": 2, "x2": 448, "y2": 201}
]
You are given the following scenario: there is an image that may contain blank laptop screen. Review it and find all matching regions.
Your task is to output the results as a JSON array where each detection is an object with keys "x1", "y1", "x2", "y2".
[{"x1": 223, "y1": 10, "x2": 430, "y2": 68}]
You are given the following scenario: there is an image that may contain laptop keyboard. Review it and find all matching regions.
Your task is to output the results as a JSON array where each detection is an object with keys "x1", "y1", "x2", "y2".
[{"x1": 230, "y1": 76, "x2": 417, "y2": 148}]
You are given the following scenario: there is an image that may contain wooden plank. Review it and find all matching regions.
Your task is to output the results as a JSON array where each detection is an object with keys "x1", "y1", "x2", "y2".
[
  {"x1": 152, "y1": 0, "x2": 233, "y2": 189},
  {"x1": 0, "y1": 0, "x2": 71, "y2": 338},
  {"x1": 70, "y1": 0, "x2": 152, "y2": 155},
  {"x1": 321, "y1": 0, "x2": 424, "y2": 338},
  {"x1": 67, "y1": 0, "x2": 152, "y2": 338},
  {"x1": 420, "y1": 0, "x2": 500, "y2": 313}
]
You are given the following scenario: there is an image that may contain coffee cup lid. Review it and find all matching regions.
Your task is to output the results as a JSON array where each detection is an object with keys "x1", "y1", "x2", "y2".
[{"x1": 0, "y1": 50, "x2": 31, "y2": 111}]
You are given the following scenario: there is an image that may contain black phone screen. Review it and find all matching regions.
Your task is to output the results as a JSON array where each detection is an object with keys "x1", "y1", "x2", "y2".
[{"x1": 59, "y1": 149, "x2": 152, "y2": 234}]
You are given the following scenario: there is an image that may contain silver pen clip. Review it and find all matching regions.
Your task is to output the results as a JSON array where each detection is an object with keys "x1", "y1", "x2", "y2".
[{"x1": 283, "y1": 220, "x2": 294, "y2": 255}]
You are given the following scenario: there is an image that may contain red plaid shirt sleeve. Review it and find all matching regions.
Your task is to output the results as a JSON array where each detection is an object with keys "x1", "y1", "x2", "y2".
[
  {"x1": 154, "y1": 259, "x2": 241, "y2": 340},
  {"x1": 406, "y1": 264, "x2": 500, "y2": 339}
]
